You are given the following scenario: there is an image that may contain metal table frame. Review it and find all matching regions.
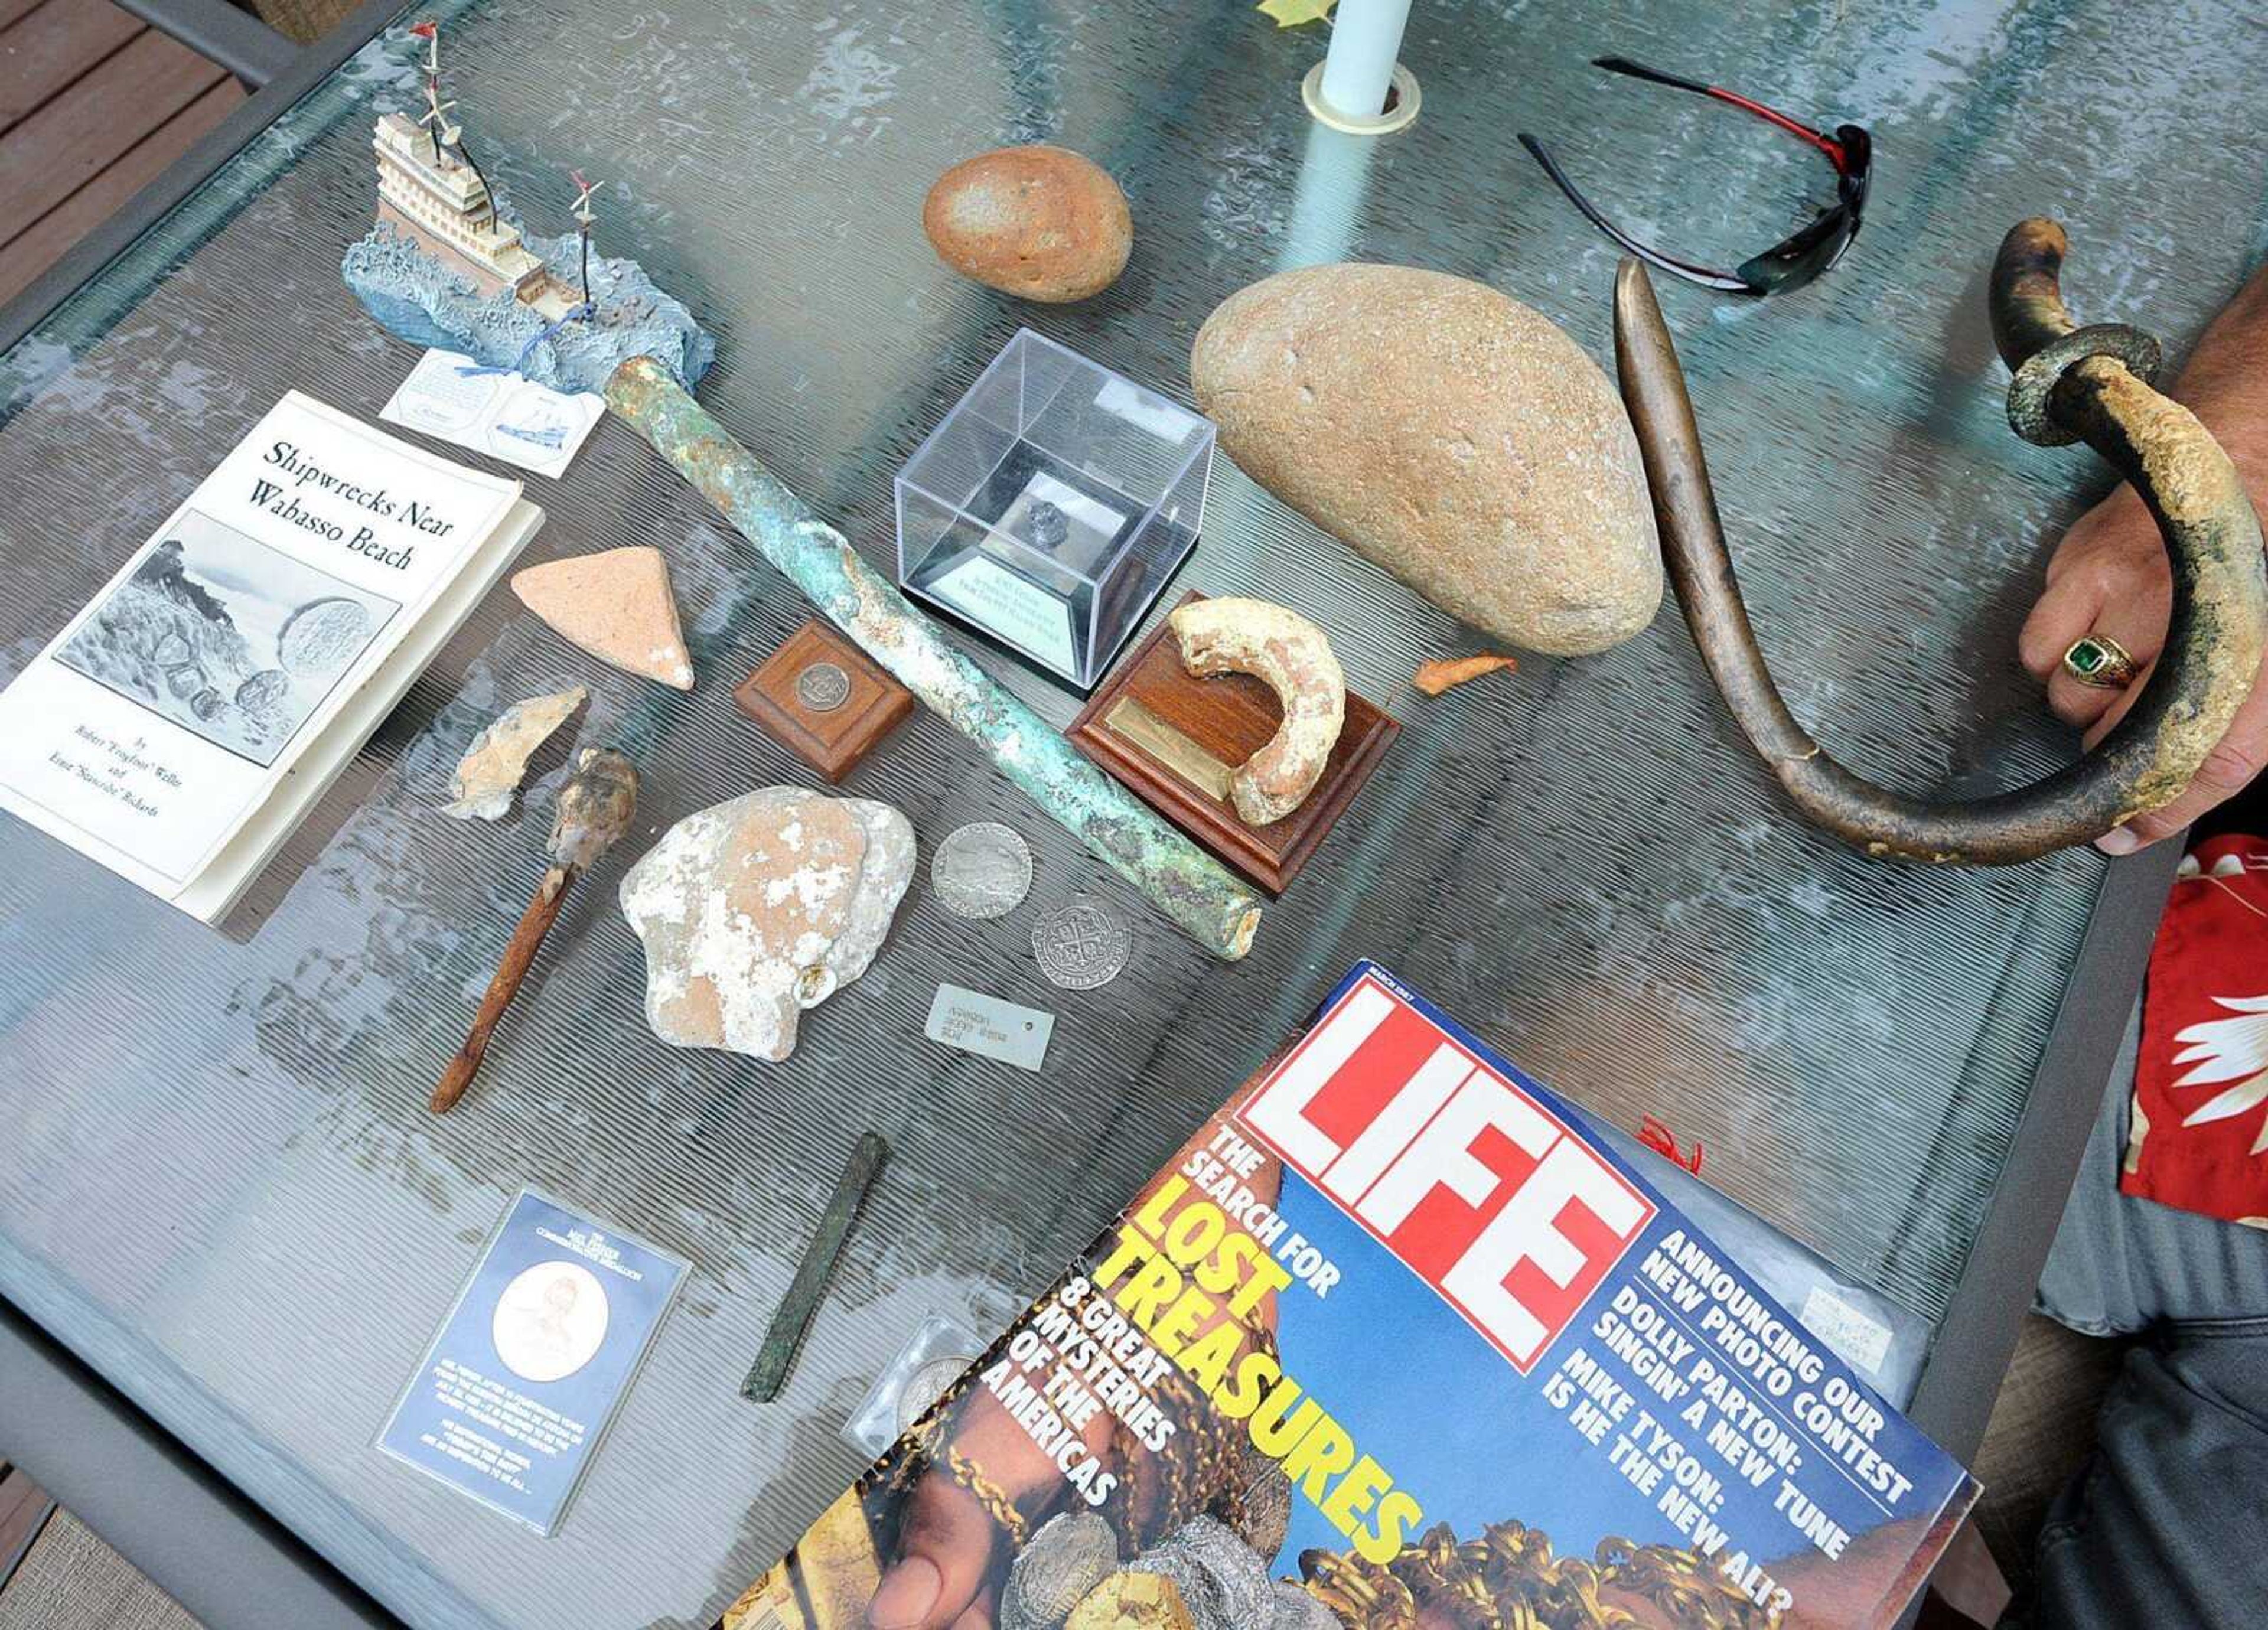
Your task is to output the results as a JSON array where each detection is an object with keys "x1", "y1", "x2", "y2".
[{"x1": 0, "y1": 2, "x2": 2187, "y2": 1621}]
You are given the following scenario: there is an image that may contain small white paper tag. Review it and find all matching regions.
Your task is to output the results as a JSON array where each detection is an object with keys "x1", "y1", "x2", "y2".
[
  {"x1": 382, "y1": 349, "x2": 604, "y2": 480},
  {"x1": 925, "y1": 984, "x2": 1054, "y2": 1072},
  {"x1": 927, "y1": 554, "x2": 1078, "y2": 676},
  {"x1": 1800, "y1": 1285, "x2": 1895, "y2": 1377},
  {"x1": 1094, "y1": 376, "x2": 1202, "y2": 443}
]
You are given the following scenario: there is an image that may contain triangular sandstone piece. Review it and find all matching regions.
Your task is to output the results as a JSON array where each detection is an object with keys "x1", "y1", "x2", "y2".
[{"x1": 511, "y1": 546, "x2": 695, "y2": 689}]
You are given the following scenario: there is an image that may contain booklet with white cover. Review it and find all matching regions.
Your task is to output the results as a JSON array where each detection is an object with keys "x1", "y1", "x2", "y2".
[{"x1": 0, "y1": 392, "x2": 541, "y2": 921}]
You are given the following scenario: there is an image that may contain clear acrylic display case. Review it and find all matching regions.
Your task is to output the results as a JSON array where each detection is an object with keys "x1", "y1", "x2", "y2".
[{"x1": 896, "y1": 330, "x2": 1216, "y2": 689}]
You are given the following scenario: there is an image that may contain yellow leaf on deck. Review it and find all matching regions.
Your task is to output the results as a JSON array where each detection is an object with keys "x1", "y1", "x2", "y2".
[{"x1": 1257, "y1": 0, "x2": 1338, "y2": 27}]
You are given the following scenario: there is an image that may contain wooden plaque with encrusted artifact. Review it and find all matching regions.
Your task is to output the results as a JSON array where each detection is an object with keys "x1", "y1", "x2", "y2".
[
  {"x1": 734, "y1": 618, "x2": 915, "y2": 783},
  {"x1": 1066, "y1": 592, "x2": 1396, "y2": 895}
]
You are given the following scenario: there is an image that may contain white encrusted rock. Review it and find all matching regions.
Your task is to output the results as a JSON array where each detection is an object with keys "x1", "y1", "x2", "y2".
[{"x1": 619, "y1": 787, "x2": 913, "y2": 1061}]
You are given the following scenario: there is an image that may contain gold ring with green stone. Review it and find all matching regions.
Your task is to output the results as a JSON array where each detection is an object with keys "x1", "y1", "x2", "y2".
[{"x1": 2062, "y1": 633, "x2": 2139, "y2": 690}]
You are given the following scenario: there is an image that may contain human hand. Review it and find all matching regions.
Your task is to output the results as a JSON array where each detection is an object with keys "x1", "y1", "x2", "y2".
[
  {"x1": 2018, "y1": 485, "x2": 2268, "y2": 852},
  {"x1": 868, "y1": 1386, "x2": 1074, "y2": 1630}
]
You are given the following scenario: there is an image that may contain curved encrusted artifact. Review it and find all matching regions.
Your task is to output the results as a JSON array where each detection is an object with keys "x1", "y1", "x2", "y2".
[
  {"x1": 1169, "y1": 598, "x2": 1347, "y2": 826},
  {"x1": 1613, "y1": 219, "x2": 2268, "y2": 863}
]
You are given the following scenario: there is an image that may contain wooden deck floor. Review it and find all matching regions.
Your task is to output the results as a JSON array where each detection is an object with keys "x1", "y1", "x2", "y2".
[
  {"x1": 0, "y1": 0, "x2": 246, "y2": 307},
  {"x1": 0, "y1": 31, "x2": 239, "y2": 1612}
]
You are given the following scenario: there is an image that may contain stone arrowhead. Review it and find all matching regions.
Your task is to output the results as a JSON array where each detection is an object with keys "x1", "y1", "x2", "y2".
[
  {"x1": 511, "y1": 546, "x2": 695, "y2": 689},
  {"x1": 442, "y1": 686, "x2": 586, "y2": 820}
]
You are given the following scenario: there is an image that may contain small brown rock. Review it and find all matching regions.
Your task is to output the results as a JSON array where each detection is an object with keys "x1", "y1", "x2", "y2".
[
  {"x1": 1411, "y1": 653, "x2": 1517, "y2": 695},
  {"x1": 924, "y1": 145, "x2": 1132, "y2": 303}
]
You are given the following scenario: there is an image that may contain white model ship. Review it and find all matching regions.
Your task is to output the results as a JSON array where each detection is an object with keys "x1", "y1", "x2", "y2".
[{"x1": 373, "y1": 24, "x2": 575, "y2": 320}]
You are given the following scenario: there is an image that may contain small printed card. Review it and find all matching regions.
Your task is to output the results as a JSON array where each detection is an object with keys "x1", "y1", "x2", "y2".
[
  {"x1": 924, "y1": 983, "x2": 1054, "y2": 1072},
  {"x1": 381, "y1": 349, "x2": 605, "y2": 480},
  {"x1": 0, "y1": 392, "x2": 528, "y2": 915},
  {"x1": 377, "y1": 1189, "x2": 686, "y2": 1536}
]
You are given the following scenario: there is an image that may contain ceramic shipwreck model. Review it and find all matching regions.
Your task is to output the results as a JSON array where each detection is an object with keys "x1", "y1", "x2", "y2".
[
  {"x1": 340, "y1": 22, "x2": 712, "y2": 393},
  {"x1": 1168, "y1": 598, "x2": 1345, "y2": 826},
  {"x1": 619, "y1": 787, "x2": 914, "y2": 1063}
]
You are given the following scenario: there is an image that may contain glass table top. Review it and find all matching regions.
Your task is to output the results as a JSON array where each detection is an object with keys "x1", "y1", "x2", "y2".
[{"x1": 1, "y1": 2, "x2": 2260, "y2": 1625}]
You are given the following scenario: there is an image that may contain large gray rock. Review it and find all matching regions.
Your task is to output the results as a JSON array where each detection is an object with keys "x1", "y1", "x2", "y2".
[
  {"x1": 1191, "y1": 263, "x2": 1661, "y2": 656},
  {"x1": 619, "y1": 787, "x2": 913, "y2": 1062}
]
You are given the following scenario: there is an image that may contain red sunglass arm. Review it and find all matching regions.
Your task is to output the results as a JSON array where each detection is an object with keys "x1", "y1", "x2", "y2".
[{"x1": 1702, "y1": 85, "x2": 1849, "y2": 170}]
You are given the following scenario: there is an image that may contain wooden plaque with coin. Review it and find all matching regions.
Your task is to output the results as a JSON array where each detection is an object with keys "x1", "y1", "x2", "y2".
[
  {"x1": 1067, "y1": 593, "x2": 1397, "y2": 895},
  {"x1": 734, "y1": 619, "x2": 915, "y2": 783}
]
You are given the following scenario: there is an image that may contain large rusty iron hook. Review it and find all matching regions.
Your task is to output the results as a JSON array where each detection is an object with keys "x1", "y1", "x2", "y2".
[{"x1": 1612, "y1": 219, "x2": 2268, "y2": 863}]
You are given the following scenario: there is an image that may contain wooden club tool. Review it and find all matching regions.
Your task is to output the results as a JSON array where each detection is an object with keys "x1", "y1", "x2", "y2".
[{"x1": 431, "y1": 748, "x2": 640, "y2": 1113}]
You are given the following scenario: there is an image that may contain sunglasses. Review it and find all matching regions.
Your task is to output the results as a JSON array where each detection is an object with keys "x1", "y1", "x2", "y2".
[{"x1": 1520, "y1": 57, "x2": 1872, "y2": 296}]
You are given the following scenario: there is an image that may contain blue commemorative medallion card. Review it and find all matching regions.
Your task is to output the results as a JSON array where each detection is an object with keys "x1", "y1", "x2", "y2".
[{"x1": 378, "y1": 1189, "x2": 687, "y2": 1534}]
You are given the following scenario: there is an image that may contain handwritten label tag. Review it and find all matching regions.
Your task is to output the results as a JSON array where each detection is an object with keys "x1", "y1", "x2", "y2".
[
  {"x1": 382, "y1": 350, "x2": 604, "y2": 480},
  {"x1": 1800, "y1": 1285, "x2": 1895, "y2": 1377},
  {"x1": 924, "y1": 984, "x2": 1054, "y2": 1072}
]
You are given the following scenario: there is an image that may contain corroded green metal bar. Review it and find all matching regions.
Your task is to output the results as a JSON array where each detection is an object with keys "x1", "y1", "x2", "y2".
[{"x1": 605, "y1": 356, "x2": 1263, "y2": 959}]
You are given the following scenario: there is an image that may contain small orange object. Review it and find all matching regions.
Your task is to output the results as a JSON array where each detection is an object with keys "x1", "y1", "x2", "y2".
[{"x1": 1412, "y1": 653, "x2": 1518, "y2": 696}]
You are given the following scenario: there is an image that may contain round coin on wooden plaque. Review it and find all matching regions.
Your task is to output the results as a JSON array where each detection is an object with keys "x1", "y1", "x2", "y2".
[
  {"x1": 933, "y1": 821, "x2": 1033, "y2": 919},
  {"x1": 795, "y1": 660, "x2": 852, "y2": 713},
  {"x1": 1031, "y1": 893, "x2": 1131, "y2": 989}
]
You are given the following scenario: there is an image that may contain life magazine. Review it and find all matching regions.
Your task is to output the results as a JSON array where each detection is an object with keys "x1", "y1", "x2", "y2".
[{"x1": 728, "y1": 962, "x2": 1977, "y2": 1630}]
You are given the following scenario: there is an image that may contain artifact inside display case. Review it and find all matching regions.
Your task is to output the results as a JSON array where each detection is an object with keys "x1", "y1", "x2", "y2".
[
  {"x1": 1070, "y1": 593, "x2": 1396, "y2": 895},
  {"x1": 899, "y1": 330, "x2": 1216, "y2": 690},
  {"x1": 923, "y1": 145, "x2": 1135, "y2": 304},
  {"x1": 732, "y1": 619, "x2": 914, "y2": 784},
  {"x1": 1192, "y1": 262, "x2": 1661, "y2": 656},
  {"x1": 620, "y1": 787, "x2": 915, "y2": 1063}
]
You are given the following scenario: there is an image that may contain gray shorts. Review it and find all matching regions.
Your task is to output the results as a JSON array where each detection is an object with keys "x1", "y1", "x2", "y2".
[{"x1": 2011, "y1": 1009, "x2": 2268, "y2": 1628}]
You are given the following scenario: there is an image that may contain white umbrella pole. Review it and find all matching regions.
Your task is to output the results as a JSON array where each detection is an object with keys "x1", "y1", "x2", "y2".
[{"x1": 1317, "y1": 0, "x2": 1413, "y2": 120}]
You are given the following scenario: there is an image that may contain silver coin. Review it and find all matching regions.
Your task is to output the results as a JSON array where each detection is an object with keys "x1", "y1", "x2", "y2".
[
  {"x1": 795, "y1": 660, "x2": 852, "y2": 713},
  {"x1": 932, "y1": 822, "x2": 1033, "y2": 920},
  {"x1": 1031, "y1": 894, "x2": 1132, "y2": 990},
  {"x1": 895, "y1": 1352, "x2": 977, "y2": 1433}
]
